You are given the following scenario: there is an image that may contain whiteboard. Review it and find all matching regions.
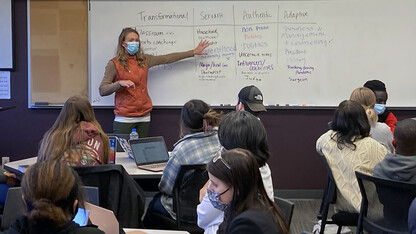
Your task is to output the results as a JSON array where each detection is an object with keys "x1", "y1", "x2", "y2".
[
  {"x1": 89, "y1": 0, "x2": 416, "y2": 107},
  {"x1": 0, "y1": 0, "x2": 13, "y2": 70}
]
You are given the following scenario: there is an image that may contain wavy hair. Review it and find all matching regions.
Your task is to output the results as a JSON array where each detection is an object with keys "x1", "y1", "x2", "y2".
[
  {"x1": 38, "y1": 95, "x2": 109, "y2": 163},
  {"x1": 331, "y1": 100, "x2": 370, "y2": 150},
  {"x1": 116, "y1": 27, "x2": 146, "y2": 70}
]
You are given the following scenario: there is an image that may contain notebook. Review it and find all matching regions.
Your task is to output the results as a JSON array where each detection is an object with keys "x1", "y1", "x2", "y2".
[{"x1": 129, "y1": 136, "x2": 169, "y2": 172}]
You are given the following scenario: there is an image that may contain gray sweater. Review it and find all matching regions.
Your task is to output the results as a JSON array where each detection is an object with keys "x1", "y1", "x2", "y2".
[{"x1": 373, "y1": 153, "x2": 416, "y2": 183}]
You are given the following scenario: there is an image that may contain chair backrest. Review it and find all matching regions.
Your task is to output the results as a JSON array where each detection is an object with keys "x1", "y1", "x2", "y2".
[
  {"x1": 1, "y1": 187, "x2": 24, "y2": 230},
  {"x1": 82, "y1": 186, "x2": 99, "y2": 206},
  {"x1": 173, "y1": 164, "x2": 208, "y2": 227},
  {"x1": 318, "y1": 156, "x2": 337, "y2": 220},
  {"x1": 355, "y1": 171, "x2": 416, "y2": 233},
  {"x1": 274, "y1": 196, "x2": 295, "y2": 227},
  {"x1": 72, "y1": 164, "x2": 146, "y2": 228}
]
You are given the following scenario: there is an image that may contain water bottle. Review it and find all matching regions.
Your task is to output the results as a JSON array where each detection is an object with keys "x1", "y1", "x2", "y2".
[{"x1": 129, "y1": 128, "x2": 139, "y2": 140}]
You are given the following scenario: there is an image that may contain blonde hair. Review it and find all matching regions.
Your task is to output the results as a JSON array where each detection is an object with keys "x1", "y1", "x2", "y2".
[
  {"x1": 38, "y1": 95, "x2": 109, "y2": 163},
  {"x1": 350, "y1": 87, "x2": 378, "y2": 127},
  {"x1": 116, "y1": 27, "x2": 146, "y2": 70}
]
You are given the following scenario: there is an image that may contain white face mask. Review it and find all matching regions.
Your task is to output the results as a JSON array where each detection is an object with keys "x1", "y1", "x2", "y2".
[{"x1": 374, "y1": 104, "x2": 386, "y2": 115}]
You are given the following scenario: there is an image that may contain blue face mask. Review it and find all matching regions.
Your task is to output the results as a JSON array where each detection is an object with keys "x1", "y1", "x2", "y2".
[
  {"x1": 207, "y1": 188, "x2": 230, "y2": 211},
  {"x1": 125, "y1": 42, "x2": 139, "y2": 55},
  {"x1": 374, "y1": 104, "x2": 386, "y2": 115}
]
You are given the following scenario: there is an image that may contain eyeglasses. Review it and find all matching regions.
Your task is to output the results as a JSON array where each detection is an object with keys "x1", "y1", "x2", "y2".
[
  {"x1": 122, "y1": 27, "x2": 138, "y2": 32},
  {"x1": 213, "y1": 152, "x2": 231, "y2": 170}
]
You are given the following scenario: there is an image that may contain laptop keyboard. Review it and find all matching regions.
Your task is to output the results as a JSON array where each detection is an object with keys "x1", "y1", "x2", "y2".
[{"x1": 142, "y1": 162, "x2": 167, "y2": 169}]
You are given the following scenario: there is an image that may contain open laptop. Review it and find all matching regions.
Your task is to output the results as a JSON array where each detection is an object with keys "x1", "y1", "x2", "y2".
[
  {"x1": 112, "y1": 134, "x2": 134, "y2": 159},
  {"x1": 129, "y1": 136, "x2": 169, "y2": 172}
]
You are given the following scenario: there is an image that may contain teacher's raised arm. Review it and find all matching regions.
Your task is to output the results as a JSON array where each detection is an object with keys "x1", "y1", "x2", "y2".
[{"x1": 99, "y1": 27, "x2": 210, "y2": 137}]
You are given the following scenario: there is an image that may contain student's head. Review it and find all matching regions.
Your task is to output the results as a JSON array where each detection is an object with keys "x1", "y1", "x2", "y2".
[
  {"x1": 21, "y1": 160, "x2": 84, "y2": 227},
  {"x1": 363, "y1": 80, "x2": 388, "y2": 105},
  {"x1": 236, "y1": 85, "x2": 266, "y2": 116},
  {"x1": 331, "y1": 100, "x2": 370, "y2": 150},
  {"x1": 116, "y1": 27, "x2": 145, "y2": 68},
  {"x1": 394, "y1": 118, "x2": 416, "y2": 156},
  {"x1": 38, "y1": 95, "x2": 109, "y2": 163},
  {"x1": 218, "y1": 111, "x2": 269, "y2": 167},
  {"x1": 207, "y1": 149, "x2": 289, "y2": 234},
  {"x1": 57, "y1": 95, "x2": 97, "y2": 125},
  {"x1": 180, "y1": 99, "x2": 220, "y2": 137},
  {"x1": 350, "y1": 87, "x2": 378, "y2": 127}
]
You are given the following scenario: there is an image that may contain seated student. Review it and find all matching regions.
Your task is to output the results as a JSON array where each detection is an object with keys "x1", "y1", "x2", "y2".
[
  {"x1": 350, "y1": 87, "x2": 394, "y2": 153},
  {"x1": 373, "y1": 118, "x2": 416, "y2": 182},
  {"x1": 236, "y1": 85, "x2": 267, "y2": 117},
  {"x1": 143, "y1": 99, "x2": 222, "y2": 225},
  {"x1": 364, "y1": 80, "x2": 398, "y2": 133},
  {"x1": 197, "y1": 111, "x2": 274, "y2": 234},
  {"x1": 37, "y1": 95, "x2": 110, "y2": 166},
  {"x1": 316, "y1": 100, "x2": 386, "y2": 213},
  {"x1": 206, "y1": 149, "x2": 289, "y2": 234},
  {"x1": 9, "y1": 160, "x2": 104, "y2": 233}
]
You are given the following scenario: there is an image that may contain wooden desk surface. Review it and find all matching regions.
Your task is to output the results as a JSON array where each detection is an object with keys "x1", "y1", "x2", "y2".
[{"x1": 4, "y1": 152, "x2": 163, "y2": 179}]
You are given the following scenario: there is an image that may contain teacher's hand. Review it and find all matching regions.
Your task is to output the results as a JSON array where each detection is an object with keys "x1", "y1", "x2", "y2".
[
  {"x1": 118, "y1": 80, "x2": 135, "y2": 89},
  {"x1": 193, "y1": 40, "x2": 210, "y2": 55}
]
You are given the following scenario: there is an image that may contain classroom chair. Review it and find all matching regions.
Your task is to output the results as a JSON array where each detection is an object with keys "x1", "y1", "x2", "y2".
[
  {"x1": 274, "y1": 196, "x2": 295, "y2": 228},
  {"x1": 72, "y1": 164, "x2": 146, "y2": 228},
  {"x1": 317, "y1": 156, "x2": 359, "y2": 234},
  {"x1": 145, "y1": 164, "x2": 207, "y2": 234},
  {"x1": 355, "y1": 171, "x2": 416, "y2": 234},
  {"x1": 0, "y1": 187, "x2": 23, "y2": 231}
]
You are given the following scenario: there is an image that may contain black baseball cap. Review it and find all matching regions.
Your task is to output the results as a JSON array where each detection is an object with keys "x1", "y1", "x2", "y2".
[{"x1": 238, "y1": 85, "x2": 266, "y2": 112}]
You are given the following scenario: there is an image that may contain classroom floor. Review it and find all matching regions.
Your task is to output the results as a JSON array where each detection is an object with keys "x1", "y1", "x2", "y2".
[{"x1": 290, "y1": 199, "x2": 356, "y2": 234}]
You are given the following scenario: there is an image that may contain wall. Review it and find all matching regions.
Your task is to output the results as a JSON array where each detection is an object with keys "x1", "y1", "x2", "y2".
[{"x1": 1, "y1": 0, "x2": 415, "y2": 190}]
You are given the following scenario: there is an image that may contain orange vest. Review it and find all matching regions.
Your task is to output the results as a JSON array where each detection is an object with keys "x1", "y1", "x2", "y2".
[{"x1": 112, "y1": 57, "x2": 152, "y2": 117}]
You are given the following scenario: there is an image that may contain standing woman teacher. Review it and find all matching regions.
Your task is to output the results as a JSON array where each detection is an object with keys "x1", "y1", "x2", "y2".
[{"x1": 99, "y1": 27, "x2": 210, "y2": 136}]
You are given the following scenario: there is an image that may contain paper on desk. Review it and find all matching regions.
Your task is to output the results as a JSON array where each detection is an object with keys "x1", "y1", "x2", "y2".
[{"x1": 0, "y1": 71, "x2": 10, "y2": 99}]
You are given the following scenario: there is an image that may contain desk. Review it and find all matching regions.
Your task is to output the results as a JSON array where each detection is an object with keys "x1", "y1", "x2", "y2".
[
  {"x1": 4, "y1": 152, "x2": 163, "y2": 180},
  {"x1": 116, "y1": 152, "x2": 162, "y2": 179}
]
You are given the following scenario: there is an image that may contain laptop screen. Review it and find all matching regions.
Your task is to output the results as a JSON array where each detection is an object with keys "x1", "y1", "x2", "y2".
[{"x1": 130, "y1": 136, "x2": 169, "y2": 165}]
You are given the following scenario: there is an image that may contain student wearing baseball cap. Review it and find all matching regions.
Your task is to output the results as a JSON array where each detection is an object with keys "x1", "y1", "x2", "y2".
[{"x1": 236, "y1": 85, "x2": 267, "y2": 116}]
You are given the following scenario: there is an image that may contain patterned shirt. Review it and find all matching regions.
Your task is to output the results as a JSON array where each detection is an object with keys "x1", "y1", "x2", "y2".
[{"x1": 159, "y1": 131, "x2": 220, "y2": 219}]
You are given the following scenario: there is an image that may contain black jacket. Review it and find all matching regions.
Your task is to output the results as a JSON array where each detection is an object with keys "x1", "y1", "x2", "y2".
[{"x1": 8, "y1": 216, "x2": 104, "y2": 234}]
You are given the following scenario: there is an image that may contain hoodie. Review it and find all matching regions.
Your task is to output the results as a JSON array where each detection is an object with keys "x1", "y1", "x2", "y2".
[{"x1": 373, "y1": 153, "x2": 416, "y2": 183}]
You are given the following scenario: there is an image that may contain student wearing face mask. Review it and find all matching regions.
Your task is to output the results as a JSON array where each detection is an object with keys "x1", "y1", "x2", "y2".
[
  {"x1": 364, "y1": 80, "x2": 397, "y2": 133},
  {"x1": 99, "y1": 27, "x2": 210, "y2": 137},
  {"x1": 206, "y1": 149, "x2": 289, "y2": 234}
]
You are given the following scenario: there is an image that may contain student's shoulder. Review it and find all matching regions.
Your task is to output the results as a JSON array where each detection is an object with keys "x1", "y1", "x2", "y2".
[{"x1": 229, "y1": 210, "x2": 282, "y2": 234}]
